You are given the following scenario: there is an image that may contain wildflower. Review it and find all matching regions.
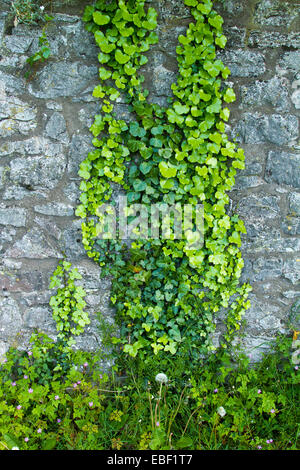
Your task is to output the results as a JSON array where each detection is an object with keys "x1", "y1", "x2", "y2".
[
  {"x1": 257, "y1": 445, "x2": 262, "y2": 450},
  {"x1": 27, "y1": 351, "x2": 32, "y2": 356},
  {"x1": 270, "y1": 409, "x2": 275, "y2": 414},
  {"x1": 24, "y1": 437, "x2": 29, "y2": 442},
  {"x1": 88, "y1": 402, "x2": 93, "y2": 407},
  {"x1": 55, "y1": 395, "x2": 59, "y2": 400},
  {"x1": 213, "y1": 388, "x2": 218, "y2": 393},
  {"x1": 217, "y1": 406, "x2": 226, "y2": 417},
  {"x1": 77, "y1": 381, "x2": 81, "y2": 385},
  {"x1": 83, "y1": 362, "x2": 88, "y2": 368},
  {"x1": 295, "y1": 366, "x2": 299, "y2": 370},
  {"x1": 28, "y1": 388, "x2": 33, "y2": 394},
  {"x1": 37, "y1": 428, "x2": 42, "y2": 434},
  {"x1": 156, "y1": 422, "x2": 160, "y2": 427},
  {"x1": 16, "y1": 405, "x2": 22, "y2": 410},
  {"x1": 24, "y1": 375, "x2": 28, "y2": 379},
  {"x1": 73, "y1": 383, "x2": 78, "y2": 388},
  {"x1": 155, "y1": 373, "x2": 168, "y2": 384},
  {"x1": 257, "y1": 389, "x2": 262, "y2": 394},
  {"x1": 57, "y1": 419, "x2": 61, "y2": 423},
  {"x1": 11, "y1": 382, "x2": 16, "y2": 387},
  {"x1": 40, "y1": 6, "x2": 45, "y2": 11},
  {"x1": 99, "y1": 374, "x2": 103, "y2": 379},
  {"x1": 11, "y1": 447, "x2": 19, "y2": 450}
]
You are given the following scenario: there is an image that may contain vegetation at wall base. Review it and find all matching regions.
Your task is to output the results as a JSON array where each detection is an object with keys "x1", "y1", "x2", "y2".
[{"x1": 0, "y1": 334, "x2": 299, "y2": 450}]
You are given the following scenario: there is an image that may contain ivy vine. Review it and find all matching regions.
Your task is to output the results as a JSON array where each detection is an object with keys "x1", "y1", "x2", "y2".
[{"x1": 76, "y1": 0, "x2": 252, "y2": 367}]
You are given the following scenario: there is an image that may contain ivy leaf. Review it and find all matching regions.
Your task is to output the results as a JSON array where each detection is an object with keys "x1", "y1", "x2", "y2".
[
  {"x1": 93, "y1": 11, "x2": 111, "y2": 26},
  {"x1": 184, "y1": 0, "x2": 197, "y2": 6},
  {"x1": 215, "y1": 34, "x2": 227, "y2": 48},
  {"x1": 208, "y1": 15, "x2": 224, "y2": 30},
  {"x1": 130, "y1": 122, "x2": 146, "y2": 138},
  {"x1": 82, "y1": 5, "x2": 95, "y2": 22},
  {"x1": 159, "y1": 162, "x2": 177, "y2": 178},
  {"x1": 224, "y1": 88, "x2": 236, "y2": 103},
  {"x1": 173, "y1": 102, "x2": 190, "y2": 115},
  {"x1": 140, "y1": 161, "x2": 153, "y2": 175},
  {"x1": 99, "y1": 68, "x2": 111, "y2": 80},
  {"x1": 115, "y1": 49, "x2": 131, "y2": 64}
]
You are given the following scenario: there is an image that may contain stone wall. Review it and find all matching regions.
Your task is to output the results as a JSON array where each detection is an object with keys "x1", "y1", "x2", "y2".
[{"x1": 0, "y1": 0, "x2": 299, "y2": 362}]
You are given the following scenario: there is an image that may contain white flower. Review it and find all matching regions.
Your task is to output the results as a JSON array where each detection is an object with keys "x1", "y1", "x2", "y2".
[
  {"x1": 217, "y1": 406, "x2": 226, "y2": 417},
  {"x1": 155, "y1": 373, "x2": 168, "y2": 384},
  {"x1": 40, "y1": 6, "x2": 45, "y2": 11},
  {"x1": 11, "y1": 447, "x2": 19, "y2": 450}
]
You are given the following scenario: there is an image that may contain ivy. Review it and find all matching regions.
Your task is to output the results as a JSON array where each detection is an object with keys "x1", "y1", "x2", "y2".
[
  {"x1": 77, "y1": 0, "x2": 252, "y2": 368},
  {"x1": 49, "y1": 261, "x2": 90, "y2": 353}
]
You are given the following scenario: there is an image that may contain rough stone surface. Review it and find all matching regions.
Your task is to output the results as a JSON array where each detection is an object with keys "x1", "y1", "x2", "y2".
[{"x1": 0, "y1": 0, "x2": 299, "y2": 362}]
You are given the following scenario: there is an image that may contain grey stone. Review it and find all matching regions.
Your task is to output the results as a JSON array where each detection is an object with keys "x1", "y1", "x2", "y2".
[
  {"x1": 4, "y1": 34, "x2": 33, "y2": 54},
  {"x1": 0, "y1": 207, "x2": 27, "y2": 227},
  {"x1": 265, "y1": 151, "x2": 300, "y2": 188},
  {"x1": 254, "y1": 0, "x2": 300, "y2": 27},
  {"x1": 237, "y1": 195, "x2": 280, "y2": 220},
  {"x1": 291, "y1": 89, "x2": 300, "y2": 110},
  {"x1": 34, "y1": 216, "x2": 62, "y2": 240},
  {"x1": 0, "y1": 97, "x2": 37, "y2": 137},
  {"x1": 289, "y1": 192, "x2": 300, "y2": 216},
  {"x1": 289, "y1": 299, "x2": 300, "y2": 330},
  {"x1": 252, "y1": 257, "x2": 283, "y2": 281},
  {"x1": 10, "y1": 154, "x2": 66, "y2": 190},
  {"x1": 282, "y1": 217, "x2": 300, "y2": 236},
  {"x1": 283, "y1": 259, "x2": 300, "y2": 285},
  {"x1": 28, "y1": 62, "x2": 98, "y2": 99},
  {"x1": 279, "y1": 51, "x2": 300, "y2": 76},
  {"x1": 157, "y1": 24, "x2": 187, "y2": 52},
  {"x1": 217, "y1": 0, "x2": 244, "y2": 15},
  {"x1": 248, "y1": 31, "x2": 300, "y2": 49},
  {"x1": 34, "y1": 202, "x2": 74, "y2": 217},
  {"x1": 234, "y1": 113, "x2": 298, "y2": 145},
  {"x1": 144, "y1": 51, "x2": 177, "y2": 97},
  {"x1": 6, "y1": 227, "x2": 63, "y2": 259},
  {"x1": 0, "y1": 297, "x2": 23, "y2": 340},
  {"x1": 0, "y1": 18, "x2": 5, "y2": 41},
  {"x1": 244, "y1": 295, "x2": 283, "y2": 334},
  {"x1": 240, "y1": 77, "x2": 290, "y2": 112},
  {"x1": 158, "y1": 0, "x2": 191, "y2": 22},
  {"x1": 0, "y1": 166, "x2": 6, "y2": 189},
  {"x1": 0, "y1": 136, "x2": 63, "y2": 158},
  {"x1": 60, "y1": 220, "x2": 86, "y2": 258},
  {"x1": 223, "y1": 27, "x2": 246, "y2": 48},
  {"x1": 45, "y1": 112, "x2": 69, "y2": 143},
  {"x1": 62, "y1": 20, "x2": 98, "y2": 58},
  {"x1": 218, "y1": 50, "x2": 265, "y2": 77},
  {"x1": 63, "y1": 180, "x2": 80, "y2": 203},
  {"x1": 0, "y1": 70, "x2": 26, "y2": 95},
  {"x1": 2, "y1": 185, "x2": 46, "y2": 201},
  {"x1": 233, "y1": 176, "x2": 264, "y2": 190},
  {"x1": 23, "y1": 306, "x2": 53, "y2": 329},
  {"x1": 68, "y1": 133, "x2": 93, "y2": 174},
  {"x1": 0, "y1": 340, "x2": 8, "y2": 362}
]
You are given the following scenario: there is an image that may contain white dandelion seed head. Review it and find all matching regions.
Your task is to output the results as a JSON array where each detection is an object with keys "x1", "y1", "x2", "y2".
[
  {"x1": 155, "y1": 373, "x2": 168, "y2": 384},
  {"x1": 217, "y1": 406, "x2": 226, "y2": 417}
]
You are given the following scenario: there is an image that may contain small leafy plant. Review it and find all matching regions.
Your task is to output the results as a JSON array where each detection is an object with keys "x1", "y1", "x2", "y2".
[
  {"x1": 11, "y1": 0, "x2": 47, "y2": 26},
  {"x1": 26, "y1": 26, "x2": 51, "y2": 74}
]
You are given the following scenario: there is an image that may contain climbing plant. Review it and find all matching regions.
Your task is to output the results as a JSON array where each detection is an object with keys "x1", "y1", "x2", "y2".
[{"x1": 76, "y1": 0, "x2": 252, "y2": 367}]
